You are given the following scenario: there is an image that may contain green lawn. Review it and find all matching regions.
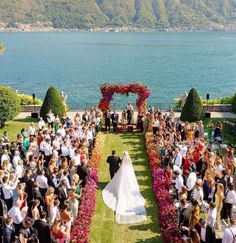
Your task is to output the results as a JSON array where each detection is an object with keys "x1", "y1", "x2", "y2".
[
  {"x1": 90, "y1": 133, "x2": 163, "y2": 243},
  {"x1": 0, "y1": 117, "x2": 38, "y2": 141}
]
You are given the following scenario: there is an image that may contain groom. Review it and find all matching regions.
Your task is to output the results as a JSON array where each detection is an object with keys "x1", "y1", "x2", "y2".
[{"x1": 107, "y1": 150, "x2": 121, "y2": 179}]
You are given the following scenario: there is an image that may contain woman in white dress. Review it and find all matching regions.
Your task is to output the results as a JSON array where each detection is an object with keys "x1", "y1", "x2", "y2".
[{"x1": 102, "y1": 151, "x2": 147, "y2": 224}]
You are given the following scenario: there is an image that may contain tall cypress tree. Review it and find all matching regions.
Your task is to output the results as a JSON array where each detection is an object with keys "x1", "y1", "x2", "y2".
[
  {"x1": 40, "y1": 86, "x2": 66, "y2": 120},
  {"x1": 180, "y1": 88, "x2": 203, "y2": 122}
]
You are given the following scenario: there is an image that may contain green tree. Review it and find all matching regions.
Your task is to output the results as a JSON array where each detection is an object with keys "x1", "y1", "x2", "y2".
[
  {"x1": 231, "y1": 93, "x2": 236, "y2": 114},
  {"x1": 40, "y1": 86, "x2": 66, "y2": 120},
  {"x1": 180, "y1": 88, "x2": 203, "y2": 122},
  {"x1": 0, "y1": 86, "x2": 21, "y2": 127}
]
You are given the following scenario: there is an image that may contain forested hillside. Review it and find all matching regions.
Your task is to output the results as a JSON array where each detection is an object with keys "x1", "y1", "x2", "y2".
[{"x1": 0, "y1": 0, "x2": 236, "y2": 29}]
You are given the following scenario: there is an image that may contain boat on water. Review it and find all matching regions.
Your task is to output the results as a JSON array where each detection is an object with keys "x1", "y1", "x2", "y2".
[{"x1": 0, "y1": 42, "x2": 5, "y2": 53}]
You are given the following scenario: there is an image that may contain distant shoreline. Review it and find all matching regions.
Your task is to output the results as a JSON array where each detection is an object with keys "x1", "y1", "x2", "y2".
[{"x1": 1, "y1": 24, "x2": 236, "y2": 33}]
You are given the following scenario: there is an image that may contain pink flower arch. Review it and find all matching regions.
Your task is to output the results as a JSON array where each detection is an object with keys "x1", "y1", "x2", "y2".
[{"x1": 98, "y1": 83, "x2": 151, "y2": 115}]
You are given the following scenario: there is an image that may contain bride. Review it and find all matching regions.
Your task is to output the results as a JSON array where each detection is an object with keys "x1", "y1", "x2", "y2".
[{"x1": 102, "y1": 151, "x2": 147, "y2": 224}]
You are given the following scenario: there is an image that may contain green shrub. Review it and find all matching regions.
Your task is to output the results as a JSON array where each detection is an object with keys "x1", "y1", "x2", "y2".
[
  {"x1": 175, "y1": 95, "x2": 233, "y2": 106},
  {"x1": 231, "y1": 94, "x2": 236, "y2": 114},
  {"x1": 18, "y1": 94, "x2": 42, "y2": 105},
  {"x1": 40, "y1": 86, "x2": 66, "y2": 120},
  {"x1": 0, "y1": 86, "x2": 21, "y2": 127},
  {"x1": 180, "y1": 88, "x2": 203, "y2": 122}
]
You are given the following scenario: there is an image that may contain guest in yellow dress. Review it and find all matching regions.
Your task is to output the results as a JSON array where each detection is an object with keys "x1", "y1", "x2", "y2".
[{"x1": 215, "y1": 183, "x2": 224, "y2": 230}]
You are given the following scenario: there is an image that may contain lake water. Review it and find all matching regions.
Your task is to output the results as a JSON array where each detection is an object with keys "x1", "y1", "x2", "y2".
[{"x1": 0, "y1": 31, "x2": 236, "y2": 107}]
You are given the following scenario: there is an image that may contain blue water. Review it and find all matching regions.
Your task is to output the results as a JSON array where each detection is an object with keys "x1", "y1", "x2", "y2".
[{"x1": 0, "y1": 32, "x2": 236, "y2": 105}]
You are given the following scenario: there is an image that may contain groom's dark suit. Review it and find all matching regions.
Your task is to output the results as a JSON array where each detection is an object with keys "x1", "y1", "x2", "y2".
[{"x1": 107, "y1": 155, "x2": 121, "y2": 179}]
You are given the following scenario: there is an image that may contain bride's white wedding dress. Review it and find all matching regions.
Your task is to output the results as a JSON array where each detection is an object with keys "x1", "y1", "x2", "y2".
[{"x1": 102, "y1": 151, "x2": 147, "y2": 224}]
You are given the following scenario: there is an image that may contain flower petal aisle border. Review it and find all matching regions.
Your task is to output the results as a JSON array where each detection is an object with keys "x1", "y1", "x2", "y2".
[
  {"x1": 98, "y1": 83, "x2": 150, "y2": 115},
  {"x1": 145, "y1": 132, "x2": 182, "y2": 243},
  {"x1": 71, "y1": 133, "x2": 105, "y2": 243}
]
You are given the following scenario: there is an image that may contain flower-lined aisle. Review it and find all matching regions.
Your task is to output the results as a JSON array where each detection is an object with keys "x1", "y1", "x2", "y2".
[
  {"x1": 71, "y1": 133, "x2": 105, "y2": 243},
  {"x1": 145, "y1": 132, "x2": 182, "y2": 243}
]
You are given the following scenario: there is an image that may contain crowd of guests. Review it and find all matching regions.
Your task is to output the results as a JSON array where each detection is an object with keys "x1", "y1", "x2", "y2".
[
  {"x1": 0, "y1": 108, "x2": 101, "y2": 243},
  {"x1": 147, "y1": 108, "x2": 236, "y2": 243},
  {"x1": 0, "y1": 105, "x2": 235, "y2": 243}
]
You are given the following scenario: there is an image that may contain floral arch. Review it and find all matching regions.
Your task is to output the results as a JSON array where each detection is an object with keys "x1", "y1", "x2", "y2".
[{"x1": 98, "y1": 83, "x2": 151, "y2": 115}]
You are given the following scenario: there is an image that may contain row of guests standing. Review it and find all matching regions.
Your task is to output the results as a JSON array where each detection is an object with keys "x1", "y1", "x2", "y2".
[
  {"x1": 148, "y1": 109, "x2": 236, "y2": 243},
  {"x1": 0, "y1": 109, "x2": 101, "y2": 242}
]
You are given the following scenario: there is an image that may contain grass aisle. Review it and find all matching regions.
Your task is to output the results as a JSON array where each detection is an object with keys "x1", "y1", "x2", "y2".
[{"x1": 90, "y1": 133, "x2": 163, "y2": 243}]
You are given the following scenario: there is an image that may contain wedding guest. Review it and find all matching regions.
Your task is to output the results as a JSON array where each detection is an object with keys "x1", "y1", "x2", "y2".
[
  {"x1": 223, "y1": 182, "x2": 236, "y2": 220},
  {"x1": 32, "y1": 182, "x2": 43, "y2": 205},
  {"x1": 8, "y1": 199, "x2": 28, "y2": 236},
  {"x1": 186, "y1": 166, "x2": 197, "y2": 200},
  {"x1": 173, "y1": 170, "x2": 184, "y2": 196},
  {"x1": 104, "y1": 109, "x2": 111, "y2": 132},
  {"x1": 222, "y1": 217, "x2": 236, "y2": 243},
  {"x1": 190, "y1": 199, "x2": 200, "y2": 228},
  {"x1": 31, "y1": 199, "x2": 40, "y2": 221},
  {"x1": 82, "y1": 110, "x2": 90, "y2": 123},
  {"x1": 205, "y1": 202, "x2": 216, "y2": 243},
  {"x1": 28, "y1": 122, "x2": 36, "y2": 137},
  {"x1": 2, "y1": 175, "x2": 18, "y2": 210},
  {"x1": 68, "y1": 189, "x2": 79, "y2": 223},
  {"x1": 34, "y1": 211, "x2": 51, "y2": 243},
  {"x1": 2, "y1": 131, "x2": 10, "y2": 143},
  {"x1": 58, "y1": 179, "x2": 68, "y2": 207},
  {"x1": 172, "y1": 148, "x2": 182, "y2": 168},
  {"x1": 38, "y1": 117, "x2": 45, "y2": 130},
  {"x1": 74, "y1": 113, "x2": 81, "y2": 126},
  {"x1": 213, "y1": 121, "x2": 222, "y2": 143},
  {"x1": 50, "y1": 218, "x2": 68, "y2": 243},
  {"x1": 19, "y1": 218, "x2": 36, "y2": 243},
  {"x1": 77, "y1": 161, "x2": 89, "y2": 187},
  {"x1": 152, "y1": 117, "x2": 159, "y2": 135},
  {"x1": 45, "y1": 187, "x2": 55, "y2": 215},
  {"x1": 50, "y1": 199, "x2": 60, "y2": 225},
  {"x1": 2, "y1": 216, "x2": 16, "y2": 243},
  {"x1": 36, "y1": 169, "x2": 48, "y2": 196},
  {"x1": 215, "y1": 183, "x2": 224, "y2": 230},
  {"x1": 47, "y1": 109, "x2": 55, "y2": 127}
]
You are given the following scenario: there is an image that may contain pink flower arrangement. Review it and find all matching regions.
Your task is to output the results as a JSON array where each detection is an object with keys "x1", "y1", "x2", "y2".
[
  {"x1": 145, "y1": 132, "x2": 182, "y2": 242},
  {"x1": 70, "y1": 134, "x2": 105, "y2": 243},
  {"x1": 98, "y1": 83, "x2": 151, "y2": 115}
]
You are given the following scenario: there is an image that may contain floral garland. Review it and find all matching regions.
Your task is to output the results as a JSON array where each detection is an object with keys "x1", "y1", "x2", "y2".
[
  {"x1": 98, "y1": 83, "x2": 151, "y2": 115},
  {"x1": 145, "y1": 132, "x2": 182, "y2": 242},
  {"x1": 71, "y1": 133, "x2": 105, "y2": 243}
]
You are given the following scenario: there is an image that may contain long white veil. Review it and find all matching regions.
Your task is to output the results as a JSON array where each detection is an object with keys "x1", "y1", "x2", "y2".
[{"x1": 102, "y1": 151, "x2": 147, "y2": 224}]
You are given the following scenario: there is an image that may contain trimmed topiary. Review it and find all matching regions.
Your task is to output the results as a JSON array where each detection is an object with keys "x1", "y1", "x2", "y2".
[
  {"x1": 40, "y1": 86, "x2": 66, "y2": 120},
  {"x1": 0, "y1": 86, "x2": 21, "y2": 127},
  {"x1": 180, "y1": 88, "x2": 203, "y2": 122},
  {"x1": 231, "y1": 93, "x2": 236, "y2": 114}
]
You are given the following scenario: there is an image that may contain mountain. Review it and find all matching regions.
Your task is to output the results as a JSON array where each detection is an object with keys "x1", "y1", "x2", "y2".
[{"x1": 0, "y1": 0, "x2": 236, "y2": 29}]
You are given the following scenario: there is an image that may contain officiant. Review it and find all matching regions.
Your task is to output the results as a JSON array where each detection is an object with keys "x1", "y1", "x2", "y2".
[{"x1": 111, "y1": 110, "x2": 119, "y2": 133}]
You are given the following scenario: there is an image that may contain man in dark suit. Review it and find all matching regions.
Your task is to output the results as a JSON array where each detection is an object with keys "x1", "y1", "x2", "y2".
[
  {"x1": 104, "y1": 110, "x2": 111, "y2": 132},
  {"x1": 58, "y1": 179, "x2": 68, "y2": 207},
  {"x1": 77, "y1": 161, "x2": 89, "y2": 187},
  {"x1": 34, "y1": 211, "x2": 51, "y2": 243},
  {"x1": 2, "y1": 216, "x2": 16, "y2": 243},
  {"x1": 111, "y1": 110, "x2": 119, "y2": 133},
  {"x1": 107, "y1": 150, "x2": 121, "y2": 179}
]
